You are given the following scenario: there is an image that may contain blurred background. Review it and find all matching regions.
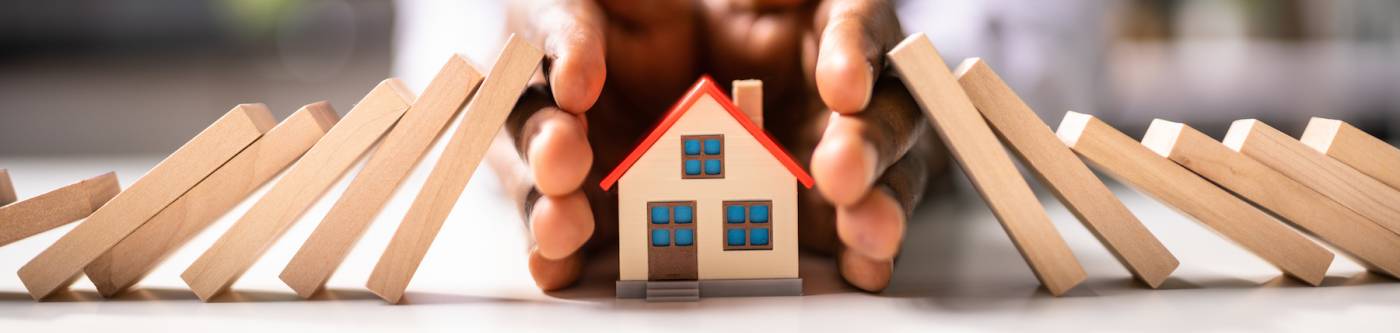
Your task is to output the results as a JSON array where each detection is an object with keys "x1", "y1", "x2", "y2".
[{"x1": 0, "y1": 0, "x2": 1396, "y2": 155}]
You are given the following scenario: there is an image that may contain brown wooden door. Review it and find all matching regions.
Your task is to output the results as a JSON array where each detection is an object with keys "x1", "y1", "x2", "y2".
[{"x1": 647, "y1": 201, "x2": 697, "y2": 280}]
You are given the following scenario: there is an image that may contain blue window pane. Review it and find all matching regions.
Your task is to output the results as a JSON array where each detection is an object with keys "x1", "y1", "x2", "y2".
[
  {"x1": 652, "y1": 229, "x2": 670, "y2": 247},
  {"x1": 674, "y1": 206, "x2": 693, "y2": 224},
  {"x1": 650, "y1": 206, "x2": 669, "y2": 224},
  {"x1": 750, "y1": 228, "x2": 770, "y2": 246},
  {"x1": 750, "y1": 205, "x2": 769, "y2": 223},
  {"x1": 704, "y1": 139, "x2": 722, "y2": 155},
  {"x1": 726, "y1": 205, "x2": 746, "y2": 223},
  {"x1": 683, "y1": 139, "x2": 701, "y2": 155},
  {"x1": 704, "y1": 159, "x2": 722, "y2": 175},
  {"x1": 727, "y1": 228, "x2": 745, "y2": 246},
  {"x1": 684, "y1": 160, "x2": 701, "y2": 175},
  {"x1": 675, "y1": 228, "x2": 694, "y2": 246}
]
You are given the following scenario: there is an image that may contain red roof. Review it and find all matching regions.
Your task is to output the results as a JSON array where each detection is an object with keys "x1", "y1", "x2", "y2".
[{"x1": 599, "y1": 75, "x2": 814, "y2": 190}]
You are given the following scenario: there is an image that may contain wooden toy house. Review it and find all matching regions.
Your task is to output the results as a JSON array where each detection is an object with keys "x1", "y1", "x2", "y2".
[{"x1": 601, "y1": 76, "x2": 813, "y2": 301}]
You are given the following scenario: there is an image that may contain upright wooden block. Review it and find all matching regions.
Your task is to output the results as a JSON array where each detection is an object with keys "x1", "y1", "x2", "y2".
[
  {"x1": 1145, "y1": 120, "x2": 1400, "y2": 279},
  {"x1": 18, "y1": 104, "x2": 274, "y2": 299},
  {"x1": 1225, "y1": 120, "x2": 1400, "y2": 236},
  {"x1": 1056, "y1": 112, "x2": 1333, "y2": 285},
  {"x1": 182, "y1": 82, "x2": 414, "y2": 301},
  {"x1": 887, "y1": 33, "x2": 1086, "y2": 295},
  {"x1": 84, "y1": 106, "x2": 338, "y2": 297},
  {"x1": 0, "y1": 169, "x2": 16, "y2": 206},
  {"x1": 1301, "y1": 118, "x2": 1400, "y2": 192},
  {"x1": 366, "y1": 35, "x2": 542, "y2": 304},
  {"x1": 955, "y1": 58, "x2": 1178, "y2": 288},
  {"x1": 0, "y1": 172, "x2": 120, "y2": 247},
  {"x1": 280, "y1": 55, "x2": 484, "y2": 298},
  {"x1": 731, "y1": 79, "x2": 763, "y2": 127}
]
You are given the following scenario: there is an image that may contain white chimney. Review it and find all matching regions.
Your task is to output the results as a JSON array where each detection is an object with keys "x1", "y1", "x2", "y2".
[{"x1": 731, "y1": 79, "x2": 763, "y2": 128}]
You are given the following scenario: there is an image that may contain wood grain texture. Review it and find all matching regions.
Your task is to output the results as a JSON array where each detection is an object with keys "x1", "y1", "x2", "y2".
[
  {"x1": 1225, "y1": 120, "x2": 1400, "y2": 236},
  {"x1": 84, "y1": 106, "x2": 338, "y2": 297},
  {"x1": 1145, "y1": 120, "x2": 1400, "y2": 279},
  {"x1": 0, "y1": 169, "x2": 15, "y2": 206},
  {"x1": 0, "y1": 172, "x2": 120, "y2": 247},
  {"x1": 280, "y1": 55, "x2": 484, "y2": 298},
  {"x1": 366, "y1": 34, "x2": 542, "y2": 304},
  {"x1": 1057, "y1": 112, "x2": 1333, "y2": 285},
  {"x1": 182, "y1": 82, "x2": 414, "y2": 301},
  {"x1": 955, "y1": 58, "x2": 1178, "y2": 288},
  {"x1": 18, "y1": 104, "x2": 275, "y2": 300},
  {"x1": 1301, "y1": 117, "x2": 1400, "y2": 192},
  {"x1": 888, "y1": 33, "x2": 1086, "y2": 296}
]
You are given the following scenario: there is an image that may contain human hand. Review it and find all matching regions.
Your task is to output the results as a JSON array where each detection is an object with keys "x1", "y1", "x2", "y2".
[{"x1": 501, "y1": 0, "x2": 948, "y2": 292}]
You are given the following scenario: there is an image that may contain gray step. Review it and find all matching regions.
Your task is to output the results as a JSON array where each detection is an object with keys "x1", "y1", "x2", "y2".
[
  {"x1": 645, "y1": 294, "x2": 700, "y2": 302},
  {"x1": 646, "y1": 280, "x2": 699, "y2": 289},
  {"x1": 646, "y1": 288, "x2": 699, "y2": 298}
]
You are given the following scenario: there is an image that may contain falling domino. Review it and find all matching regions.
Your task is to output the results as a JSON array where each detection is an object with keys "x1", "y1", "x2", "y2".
[
  {"x1": 1225, "y1": 120, "x2": 1400, "y2": 236},
  {"x1": 1057, "y1": 112, "x2": 1333, "y2": 285},
  {"x1": 888, "y1": 33, "x2": 1087, "y2": 296},
  {"x1": 280, "y1": 55, "x2": 484, "y2": 298},
  {"x1": 0, "y1": 169, "x2": 16, "y2": 206},
  {"x1": 366, "y1": 34, "x2": 542, "y2": 304},
  {"x1": 18, "y1": 104, "x2": 275, "y2": 300},
  {"x1": 182, "y1": 83, "x2": 414, "y2": 301},
  {"x1": 84, "y1": 105, "x2": 338, "y2": 297},
  {"x1": 0, "y1": 172, "x2": 120, "y2": 248},
  {"x1": 1301, "y1": 118, "x2": 1400, "y2": 192},
  {"x1": 1144, "y1": 120, "x2": 1400, "y2": 279},
  {"x1": 954, "y1": 58, "x2": 1178, "y2": 288}
]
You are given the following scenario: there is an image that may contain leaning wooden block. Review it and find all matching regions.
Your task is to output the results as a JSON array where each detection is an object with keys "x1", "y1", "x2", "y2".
[
  {"x1": 18, "y1": 104, "x2": 274, "y2": 300},
  {"x1": 281, "y1": 55, "x2": 484, "y2": 298},
  {"x1": 1057, "y1": 112, "x2": 1333, "y2": 285},
  {"x1": 1225, "y1": 120, "x2": 1400, "y2": 236},
  {"x1": 0, "y1": 172, "x2": 120, "y2": 247},
  {"x1": 955, "y1": 58, "x2": 1178, "y2": 288},
  {"x1": 182, "y1": 82, "x2": 414, "y2": 301},
  {"x1": 366, "y1": 34, "x2": 542, "y2": 304},
  {"x1": 84, "y1": 105, "x2": 338, "y2": 297},
  {"x1": 1301, "y1": 118, "x2": 1400, "y2": 192},
  {"x1": 888, "y1": 33, "x2": 1086, "y2": 295},
  {"x1": 0, "y1": 169, "x2": 16, "y2": 206},
  {"x1": 1145, "y1": 119, "x2": 1400, "y2": 279}
]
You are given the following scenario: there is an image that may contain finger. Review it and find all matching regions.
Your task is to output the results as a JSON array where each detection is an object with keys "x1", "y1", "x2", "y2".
[
  {"x1": 530, "y1": 191, "x2": 596, "y2": 260},
  {"x1": 529, "y1": 248, "x2": 585, "y2": 291},
  {"x1": 814, "y1": 0, "x2": 902, "y2": 113},
  {"x1": 505, "y1": 85, "x2": 594, "y2": 196},
  {"x1": 839, "y1": 247, "x2": 893, "y2": 292},
  {"x1": 513, "y1": 0, "x2": 608, "y2": 113},
  {"x1": 811, "y1": 76, "x2": 926, "y2": 206},
  {"x1": 836, "y1": 187, "x2": 905, "y2": 260}
]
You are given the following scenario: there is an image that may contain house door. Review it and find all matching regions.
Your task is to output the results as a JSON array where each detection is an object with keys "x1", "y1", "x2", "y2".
[{"x1": 647, "y1": 201, "x2": 697, "y2": 280}]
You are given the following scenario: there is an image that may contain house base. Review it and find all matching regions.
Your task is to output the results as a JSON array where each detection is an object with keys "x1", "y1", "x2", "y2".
[{"x1": 617, "y1": 278, "x2": 803, "y2": 301}]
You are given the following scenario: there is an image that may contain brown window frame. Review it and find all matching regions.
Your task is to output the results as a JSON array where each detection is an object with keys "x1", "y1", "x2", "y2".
[
  {"x1": 722, "y1": 200, "x2": 774, "y2": 251},
  {"x1": 681, "y1": 134, "x2": 724, "y2": 179},
  {"x1": 648, "y1": 201, "x2": 697, "y2": 248}
]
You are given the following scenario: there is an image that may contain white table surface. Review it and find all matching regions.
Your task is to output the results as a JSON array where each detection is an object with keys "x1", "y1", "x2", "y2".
[{"x1": 2, "y1": 147, "x2": 1397, "y2": 332}]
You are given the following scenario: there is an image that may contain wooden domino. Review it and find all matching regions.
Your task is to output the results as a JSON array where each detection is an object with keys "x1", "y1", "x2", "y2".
[
  {"x1": 1225, "y1": 120, "x2": 1400, "y2": 236},
  {"x1": 18, "y1": 104, "x2": 275, "y2": 300},
  {"x1": 0, "y1": 169, "x2": 16, "y2": 206},
  {"x1": 84, "y1": 106, "x2": 338, "y2": 297},
  {"x1": 280, "y1": 55, "x2": 484, "y2": 298},
  {"x1": 888, "y1": 33, "x2": 1087, "y2": 295},
  {"x1": 366, "y1": 34, "x2": 542, "y2": 304},
  {"x1": 1057, "y1": 112, "x2": 1333, "y2": 285},
  {"x1": 1145, "y1": 119, "x2": 1400, "y2": 278},
  {"x1": 955, "y1": 58, "x2": 1178, "y2": 288},
  {"x1": 0, "y1": 172, "x2": 120, "y2": 247},
  {"x1": 182, "y1": 83, "x2": 414, "y2": 301},
  {"x1": 1301, "y1": 118, "x2": 1400, "y2": 192}
]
